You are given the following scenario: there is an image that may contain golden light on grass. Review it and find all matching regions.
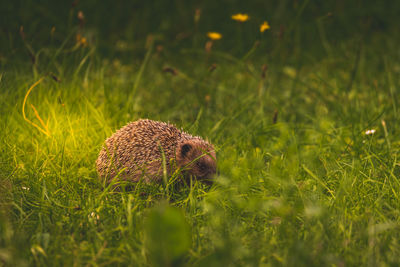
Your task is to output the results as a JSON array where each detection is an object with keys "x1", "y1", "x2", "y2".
[
  {"x1": 231, "y1": 13, "x2": 249, "y2": 22},
  {"x1": 260, "y1": 21, "x2": 270, "y2": 32},
  {"x1": 22, "y1": 77, "x2": 51, "y2": 136},
  {"x1": 207, "y1": 32, "x2": 222, "y2": 40}
]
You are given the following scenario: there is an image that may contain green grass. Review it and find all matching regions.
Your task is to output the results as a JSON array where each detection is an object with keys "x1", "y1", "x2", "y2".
[{"x1": 1, "y1": 1, "x2": 400, "y2": 266}]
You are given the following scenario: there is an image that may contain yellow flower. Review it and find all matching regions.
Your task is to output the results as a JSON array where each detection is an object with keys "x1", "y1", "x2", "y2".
[
  {"x1": 260, "y1": 21, "x2": 270, "y2": 32},
  {"x1": 231, "y1": 13, "x2": 249, "y2": 22},
  {"x1": 80, "y1": 37, "x2": 87, "y2": 46},
  {"x1": 76, "y1": 33, "x2": 88, "y2": 47},
  {"x1": 207, "y1": 32, "x2": 222, "y2": 40}
]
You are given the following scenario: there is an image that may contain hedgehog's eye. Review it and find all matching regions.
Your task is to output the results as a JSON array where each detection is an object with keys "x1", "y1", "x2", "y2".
[{"x1": 181, "y1": 143, "x2": 192, "y2": 157}]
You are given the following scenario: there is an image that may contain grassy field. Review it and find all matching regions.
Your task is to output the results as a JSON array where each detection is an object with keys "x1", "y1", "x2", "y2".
[{"x1": 1, "y1": 1, "x2": 400, "y2": 266}]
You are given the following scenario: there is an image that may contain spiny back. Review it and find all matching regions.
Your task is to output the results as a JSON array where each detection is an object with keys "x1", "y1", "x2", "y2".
[{"x1": 96, "y1": 119, "x2": 216, "y2": 183}]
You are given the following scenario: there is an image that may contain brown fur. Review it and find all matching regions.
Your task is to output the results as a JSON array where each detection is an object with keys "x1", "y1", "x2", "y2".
[{"x1": 96, "y1": 119, "x2": 216, "y2": 183}]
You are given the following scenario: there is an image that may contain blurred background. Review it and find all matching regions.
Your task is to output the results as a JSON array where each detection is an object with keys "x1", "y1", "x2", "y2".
[{"x1": 1, "y1": 0, "x2": 399, "y2": 65}]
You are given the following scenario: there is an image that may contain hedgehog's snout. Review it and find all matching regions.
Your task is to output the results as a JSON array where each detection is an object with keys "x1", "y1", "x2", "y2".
[
  {"x1": 176, "y1": 141, "x2": 217, "y2": 182},
  {"x1": 192, "y1": 154, "x2": 217, "y2": 181}
]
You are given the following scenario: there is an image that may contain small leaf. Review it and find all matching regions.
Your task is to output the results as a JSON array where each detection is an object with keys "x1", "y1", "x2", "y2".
[{"x1": 145, "y1": 204, "x2": 191, "y2": 266}]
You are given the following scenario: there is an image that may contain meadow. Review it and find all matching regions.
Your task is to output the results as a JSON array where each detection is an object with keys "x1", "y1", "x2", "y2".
[{"x1": 1, "y1": 0, "x2": 400, "y2": 266}]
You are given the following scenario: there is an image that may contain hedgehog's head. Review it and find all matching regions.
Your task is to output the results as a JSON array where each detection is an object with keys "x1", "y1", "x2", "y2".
[{"x1": 176, "y1": 139, "x2": 217, "y2": 182}]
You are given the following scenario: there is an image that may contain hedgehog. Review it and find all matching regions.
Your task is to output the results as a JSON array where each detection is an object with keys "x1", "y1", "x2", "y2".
[{"x1": 96, "y1": 119, "x2": 217, "y2": 184}]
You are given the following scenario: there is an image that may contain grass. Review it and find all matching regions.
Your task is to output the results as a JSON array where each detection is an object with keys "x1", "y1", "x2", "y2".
[{"x1": 1, "y1": 1, "x2": 400, "y2": 266}]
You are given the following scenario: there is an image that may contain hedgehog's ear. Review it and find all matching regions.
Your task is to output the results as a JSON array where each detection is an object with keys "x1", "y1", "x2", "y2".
[{"x1": 181, "y1": 143, "x2": 192, "y2": 157}]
